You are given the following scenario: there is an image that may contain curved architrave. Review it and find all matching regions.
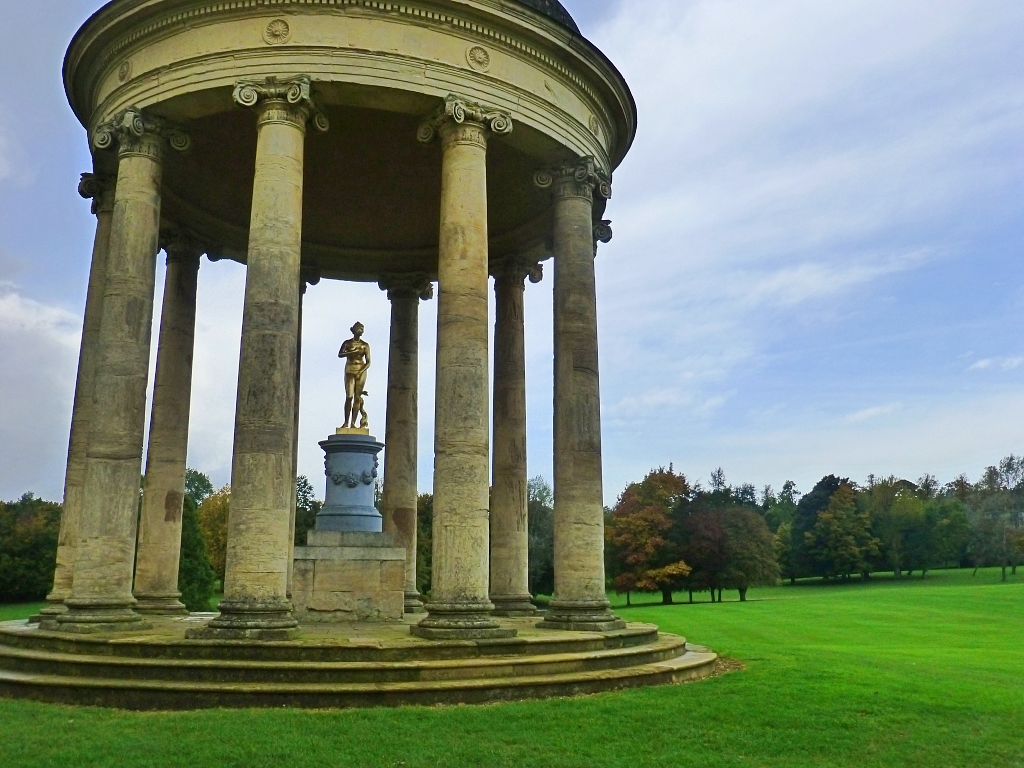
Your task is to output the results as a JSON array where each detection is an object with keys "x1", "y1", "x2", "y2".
[{"x1": 66, "y1": 0, "x2": 635, "y2": 172}]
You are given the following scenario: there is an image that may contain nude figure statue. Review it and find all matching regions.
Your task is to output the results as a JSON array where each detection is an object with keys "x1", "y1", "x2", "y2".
[{"x1": 338, "y1": 322, "x2": 371, "y2": 429}]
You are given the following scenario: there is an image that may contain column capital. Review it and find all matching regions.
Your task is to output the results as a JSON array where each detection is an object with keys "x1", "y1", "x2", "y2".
[
  {"x1": 379, "y1": 273, "x2": 434, "y2": 302},
  {"x1": 300, "y1": 266, "x2": 322, "y2": 295},
  {"x1": 92, "y1": 107, "x2": 191, "y2": 161},
  {"x1": 534, "y1": 157, "x2": 612, "y2": 203},
  {"x1": 233, "y1": 76, "x2": 330, "y2": 133},
  {"x1": 416, "y1": 94, "x2": 513, "y2": 148},
  {"x1": 78, "y1": 172, "x2": 116, "y2": 215},
  {"x1": 159, "y1": 228, "x2": 205, "y2": 266},
  {"x1": 593, "y1": 219, "x2": 613, "y2": 257},
  {"x1": 491, "y1": 255, "x2": 544, "y2": 287}
]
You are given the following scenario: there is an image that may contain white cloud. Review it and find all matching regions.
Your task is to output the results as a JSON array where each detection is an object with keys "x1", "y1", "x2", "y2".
[
  {"x1": 0, "y1": 283, "x2": 80, "y2": 500},
  {"x1": 968, "y1": 357, "x2": 1024, "y2": 372},
  {"x1": 844, "y1": 403, "x2": 902, "y2": 425}
]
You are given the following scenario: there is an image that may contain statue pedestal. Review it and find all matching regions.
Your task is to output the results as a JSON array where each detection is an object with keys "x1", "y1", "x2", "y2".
[
  {"x1": 316, "y1": 432, "x2": 384, "y2": 533},
  {"x1": 293, "y1": 531, "x2": 406, "y2": 623}
]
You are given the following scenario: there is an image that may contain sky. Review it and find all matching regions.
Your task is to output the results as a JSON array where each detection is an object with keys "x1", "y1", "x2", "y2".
[{"x1": 2, "y1": 0, "x2": 1023, "y2": 505}]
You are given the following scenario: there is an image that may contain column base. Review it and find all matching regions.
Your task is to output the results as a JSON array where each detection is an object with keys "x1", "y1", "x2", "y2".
[
  {"x1": 490, "y1": 593, "x2": 539, "y2": 617},
  {"x1": 186, "y1": 598, "x2": 300, "y2": 641},
  {"x1": 537, "y1": 599, "x2": 626, "y2": 633},
  {"x1": 32, "y1": 593, "x2": 69, "y2": 626},
  {"x1": 133, "y1": 593, "x2": 190, "y2": 616},
  {"x1": 54, "y1": 601, "x2": 151, "y2": 634},
  {"x1": 404, "y1": 590, "x2": 427, "y2": 615},
  {"x1": 411, "y1": 602, "x2": 517, "y2": 640}
]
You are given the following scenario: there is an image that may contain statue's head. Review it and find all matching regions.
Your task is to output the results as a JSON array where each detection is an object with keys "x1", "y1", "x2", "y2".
[{"x1": 351, "y1": 322, "x2": 364, "y2": 336}]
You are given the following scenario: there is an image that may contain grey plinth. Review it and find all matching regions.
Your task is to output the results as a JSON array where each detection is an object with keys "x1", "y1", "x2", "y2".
[{"x1": 317, "y1": 433, "x2": 385, "y2": 533}]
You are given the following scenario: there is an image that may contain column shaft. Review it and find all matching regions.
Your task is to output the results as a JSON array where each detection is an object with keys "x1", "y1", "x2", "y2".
[
  {"x1": 190, "y1": 81, "x2": 322, "y2": 641},
  {"x1": 286, "y1": 289, "x2": 303, "y2": 599},
  {"x1": 58, "y1": 132, "x2": 168, "y2": 633},
  {"x1": 489, "y1": 262, "x2": 539, "y2": 616},
  {"x1": 380, "y1": 281, "x2": 427, "y2": 613},
  {"x1": 412, "y1": 105, "x2": 514, "y2": 640},
  {"x1": 540, "y1": 163, "x2": 624, "y2": 632},
  {"x1": 133, "y1": 242, "x2": 201, "y2": 614},
  {"x1": 39, "y1": 174, "x2": 115, "y2": 626}
]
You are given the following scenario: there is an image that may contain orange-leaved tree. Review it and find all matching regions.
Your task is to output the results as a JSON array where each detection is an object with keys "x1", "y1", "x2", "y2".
[
  {"x1": 198, "y1": 486, "x2": 230, "y2": 584},
  {"x1": 606, "y1": 467, "x2": 692, "y2": 605}
]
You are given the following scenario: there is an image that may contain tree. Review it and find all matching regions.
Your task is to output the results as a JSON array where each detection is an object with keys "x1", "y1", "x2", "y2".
[
  {"x1": 721, "y1": 508, "x2": 780, "y2": 600},
  {"x1": 606, "y1": 468, "x2": 691, "y2": 605},
  {"x1": 416, "y1": 493, "x2": 433, "y2": 597},
  {"x1": 293, "y1": 475, "x2": 321, "y2": 546},
  {"x1": 764, "y1": 480, "x2": 799, "y2": 532},
  {"x1": 865, "y1": 479, "x2": 924, "y2": 578},
  {"x1": 804, "y1": 483, "x2": 878, "y2": 579},
  {"x1": 527, "y1": 477, "x2": 554, "y2": 597},
  {"x1": 0, "y1": 494, "x2": 62, "y2": 602},
  {"x1": 198, "y1": 486, "x2": 230, "y2": 583},
  {"x1": 774, "y1": 522, "x2": 797, "y2": 584},
  {"x1": 176, "y1": 495, "x2": 216, "y2": 611},
  {"x1": 680, "y1": 508, "x2": 729, "y2": 602},
  {"x1": 792, "y1": 475, "x2": 845, "y2": 578},
  {"x1": 185, "y1": 468, "x2": 214, "y2": 506}
]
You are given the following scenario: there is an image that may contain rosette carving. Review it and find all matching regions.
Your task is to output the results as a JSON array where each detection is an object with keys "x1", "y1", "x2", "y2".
[
  {"x1": 92, "y1": 107, "x2": 191, "y2": 159},
  {"x1": 379, "y1": 273, "x2": 435, "y2": 301},
  {"x1": 533, "y1": 157, "x2": 612, "y2": 203},
  {"x1": 417, "y1": 94, "x2": 513, "y2": 144},
  {"x1": 232, "y1": 76, "x2": 329, "y2": 132},
  {"x1": 77, "y1": 172, "x2": 115, "y2": 215}
]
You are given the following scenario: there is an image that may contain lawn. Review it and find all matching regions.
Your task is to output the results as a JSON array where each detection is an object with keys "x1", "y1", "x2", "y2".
[{"x1": 1, "y1": 568, "x2": 1021, "y2": 768}]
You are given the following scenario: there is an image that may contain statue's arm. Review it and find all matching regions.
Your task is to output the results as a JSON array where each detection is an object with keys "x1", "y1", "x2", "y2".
[
  {"x1": 338, "y1": 341, "x2": 351, "y2": 358},
  {"x1": 365, "y1": 344, "x2": 372, "y2": 367}
]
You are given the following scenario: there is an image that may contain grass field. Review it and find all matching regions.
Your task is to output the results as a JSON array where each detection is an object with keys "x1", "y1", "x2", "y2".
[{"x1": 1, "y1": 568, "x2": 1021, "y2": 768}]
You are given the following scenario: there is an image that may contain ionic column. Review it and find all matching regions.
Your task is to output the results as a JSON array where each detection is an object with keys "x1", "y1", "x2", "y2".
[
  {"x1": 57, "y1": 109, "x2": 191, "y2": 633},
  {"x1": 489, "y1": 256, "x2": 544, "y2": 616},
  {"x1": 535, "y1": 158, "x2": 625, "y2": 632},
  {"x1": 378, "y1": 274, "x2": 433, "y2": 614},
  {"x1": 133, "y1": 230, "x2": 203, "y2": 614},
  {"x1": 36, "y1": 173, "x2": 117, "y2": 627},
  {"x1": 411, "y1": 95, "x2": 516, "y2": 640},
  {"x1": 190, "y1": 76, "x2": 328, "y2": 641}
]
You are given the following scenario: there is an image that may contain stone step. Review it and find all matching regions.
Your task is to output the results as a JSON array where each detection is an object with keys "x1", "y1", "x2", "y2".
[
  {"x1": 0, "y1": 634, "x2": 686, "y2": 685},
  {"x1": 0, "y1": 649, "x2": 718, "y2": 710},
  {"x1": 0, "y1": 623, "x2": 660, "y2": 663}
]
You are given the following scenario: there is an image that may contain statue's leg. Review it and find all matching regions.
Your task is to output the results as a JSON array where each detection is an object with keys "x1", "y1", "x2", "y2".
[{"x1": 344, "y1": 377, "x2": 356, "y2": 428}]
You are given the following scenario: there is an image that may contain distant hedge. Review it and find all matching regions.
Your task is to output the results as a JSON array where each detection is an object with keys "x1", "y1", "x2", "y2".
[{"x1": 0, "y1": 494, "x2": 61, "y2": 603}]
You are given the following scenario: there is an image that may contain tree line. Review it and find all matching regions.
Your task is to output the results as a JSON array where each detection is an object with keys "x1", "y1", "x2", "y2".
[
  {"x1": 3, "y1": 455, "x2": 1022, "y2": 606},
  {"x1": 605, "y1": 455, "x2": 1024, "y2": 604}
]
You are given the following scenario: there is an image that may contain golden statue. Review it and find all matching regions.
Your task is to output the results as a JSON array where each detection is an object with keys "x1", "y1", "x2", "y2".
[{"x1": 339, "y1": 322, "x2": 371, "y2": 430}]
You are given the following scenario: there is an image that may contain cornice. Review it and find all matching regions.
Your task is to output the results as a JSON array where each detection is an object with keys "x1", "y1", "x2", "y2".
[{"x1": 65, "y1": 0, "x2": 635, "y2": 168}]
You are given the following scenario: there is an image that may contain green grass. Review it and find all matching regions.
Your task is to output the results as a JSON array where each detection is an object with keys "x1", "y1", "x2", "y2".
[
  {"x1": 0, "y1": 603, "x2": 43, "y2": 622},
  {"x1": 1, "y1": 568, "x2": 1022, "y2": 768}
]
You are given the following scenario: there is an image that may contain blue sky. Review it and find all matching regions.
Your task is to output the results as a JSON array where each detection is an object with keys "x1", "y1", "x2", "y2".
[{"x1": 1, "y1": 0, "x2": 1023, "y2": 504}]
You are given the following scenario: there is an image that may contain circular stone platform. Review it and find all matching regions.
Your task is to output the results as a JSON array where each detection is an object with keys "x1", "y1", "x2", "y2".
[{"x1": 0, "y1": 617, "x2": 716, "y2": 710}]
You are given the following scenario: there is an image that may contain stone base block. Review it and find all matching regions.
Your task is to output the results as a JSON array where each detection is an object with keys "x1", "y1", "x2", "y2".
[
  {"x1": 537, "y1": 617, "x2": 627, "y2": 632},
  {"x1": 134, "y1": 594, "x2": 189, "y2": 615},
  {"x1": 54, "y1": 606, "x2": 151, "y2": 635},
  {"x1": 409, "y1": 624, "x2": 517, "y2": 640},
  {"x1": 538, "y1": 601, "x2": 626, "y2": 633},
  {"x1": 186, "y1": 625, "x2": 300, "y2": 641},
  {"x1": 491, "y1": 594, "x2": 539, "y2": 617},
  {"x1": 293, "y1": 531, "x2": 407, "y2": 623}
]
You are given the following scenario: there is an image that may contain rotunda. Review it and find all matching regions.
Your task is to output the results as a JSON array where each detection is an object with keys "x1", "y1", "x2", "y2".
[{"x1": 0, "y1": 0, "x2": 718, "y2": 708}]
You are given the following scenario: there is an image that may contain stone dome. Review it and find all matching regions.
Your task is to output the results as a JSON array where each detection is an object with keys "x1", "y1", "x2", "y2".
[{"x1": 514, "y1": 0, "x2": 580, "y2": 34}]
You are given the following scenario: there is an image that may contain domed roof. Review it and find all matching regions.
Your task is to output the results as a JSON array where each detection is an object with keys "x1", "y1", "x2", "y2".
[{"x1": 514, "y1": 0, "x2": 580, "y2": 34}]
